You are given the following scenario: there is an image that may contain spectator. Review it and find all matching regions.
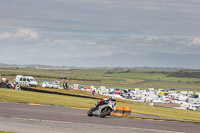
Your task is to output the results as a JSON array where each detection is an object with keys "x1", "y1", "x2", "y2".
[
  {"x1": 63, "y1": 82, "x2": 66, "y2": 89},
  {"x1": 92, "y1": 90, "x2": 95, "y2": 96},
  {"x1": 65, "y1": 82, "x2": 68, "y2": 89}
]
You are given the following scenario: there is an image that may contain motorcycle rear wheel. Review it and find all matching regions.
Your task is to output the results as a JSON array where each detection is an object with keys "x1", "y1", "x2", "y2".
[{"x1": 100, "y1": 107, "x2": 111, "y2": 118}]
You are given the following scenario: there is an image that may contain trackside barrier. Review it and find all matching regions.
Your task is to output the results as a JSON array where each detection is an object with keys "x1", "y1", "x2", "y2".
[
  {"x1": 113, "y1": 106, "x2": 131, "y2": 116},
  {"x1": 113, "y1": 106, "x2": 124, "y2": 116},
  {"x1": 122, "y1": 107, "x2": 131, "y2": 116}
]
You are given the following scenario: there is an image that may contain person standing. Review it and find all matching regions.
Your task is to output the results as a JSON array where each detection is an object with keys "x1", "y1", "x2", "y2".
[
  {"x1": 92, "y1": 90, "x2": 95, "y2": 96},
  {"x1": 63, "y1": 82, "x2": 66, "y2": 89},
  {"x1": 65, "y1": 82, "x2": 68, "y2": 89}
]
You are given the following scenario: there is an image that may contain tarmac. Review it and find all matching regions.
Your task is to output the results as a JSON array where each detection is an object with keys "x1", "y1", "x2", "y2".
[{"x1": 0, "y1": 102, "x2": 200, "y2": 133}]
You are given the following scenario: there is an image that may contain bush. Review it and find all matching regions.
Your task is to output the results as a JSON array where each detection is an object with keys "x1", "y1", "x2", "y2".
[
  {"x1": 105, "y1": 71, "x2": 114, "y2": 74},
  {"x1": 167, "y1": 71, "x2": 200, "y2": 78}
]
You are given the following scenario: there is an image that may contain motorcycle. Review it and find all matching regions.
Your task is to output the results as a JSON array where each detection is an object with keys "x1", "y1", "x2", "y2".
[{"x1": 87, "y1": 100, "x2": 116, "y2": 118}]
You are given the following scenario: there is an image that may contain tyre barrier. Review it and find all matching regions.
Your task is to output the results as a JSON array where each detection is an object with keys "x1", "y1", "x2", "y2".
[
  {"x1": 113, "y1": 106, "x2": 124, "y2": 116},
  {"x1": 122, "y1": 107, "x2": 131, "y2": 116},
  {"x1": 113, "y1": 106, "x2": 131, "y2": 116}
]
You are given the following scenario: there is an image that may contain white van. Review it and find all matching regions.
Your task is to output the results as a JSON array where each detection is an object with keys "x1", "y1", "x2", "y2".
[{"x1": 15, "y1": 75, "x2": 38, "y2": 87}]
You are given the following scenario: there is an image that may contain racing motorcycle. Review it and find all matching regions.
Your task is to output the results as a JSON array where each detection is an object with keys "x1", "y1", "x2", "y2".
[{"x1": 87, "y1": 100, "x2": 116, "y2": 118}]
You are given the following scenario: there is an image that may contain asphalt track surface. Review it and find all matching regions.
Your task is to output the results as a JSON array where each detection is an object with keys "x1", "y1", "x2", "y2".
[{"x1": 0, "y1": 102, "x2": 199, "y2": 133}]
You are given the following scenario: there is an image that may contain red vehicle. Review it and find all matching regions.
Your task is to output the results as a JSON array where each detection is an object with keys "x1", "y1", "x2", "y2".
[{"x1": 114, "y1": 90, "x2": 122, "y2": 95}]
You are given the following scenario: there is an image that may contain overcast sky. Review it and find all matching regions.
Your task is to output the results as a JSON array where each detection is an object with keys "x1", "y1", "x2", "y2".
[{"x1": 0, "y1": 0, "x2": 200, "y2": 65}]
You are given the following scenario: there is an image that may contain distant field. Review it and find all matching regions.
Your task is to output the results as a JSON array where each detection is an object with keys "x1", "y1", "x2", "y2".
[
  {"x1": 1, "y1": 68, "x2": 200, "y2": 89},
  {"x1": 1, "y1": 87, "x2": 200, "y2": 122}
]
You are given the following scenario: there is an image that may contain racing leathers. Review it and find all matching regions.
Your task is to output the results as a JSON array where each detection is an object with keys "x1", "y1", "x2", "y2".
[{"x1": 91, "y1": 97, "x2": 115, "y2": 111}]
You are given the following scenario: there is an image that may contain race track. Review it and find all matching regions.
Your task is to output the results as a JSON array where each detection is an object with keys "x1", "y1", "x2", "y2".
[{"x1": 0, "y1": 102, "x2": 199, "y2": 133}]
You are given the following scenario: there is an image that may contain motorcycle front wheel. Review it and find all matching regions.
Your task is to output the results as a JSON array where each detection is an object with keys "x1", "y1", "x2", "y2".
[
  {"x1": 100, "y1": 107, "x2": 111, "y2": 118},
  {"x1": 87, "y1": 109, "x2": 93, "y2": 117}
]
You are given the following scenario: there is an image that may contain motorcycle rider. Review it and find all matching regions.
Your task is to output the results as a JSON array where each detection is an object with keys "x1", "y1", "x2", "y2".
[{"x1": 91, "y1": 96, "x2": 116, "y2": 111}]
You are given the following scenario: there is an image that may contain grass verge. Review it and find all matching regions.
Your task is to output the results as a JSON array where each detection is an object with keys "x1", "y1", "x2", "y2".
[{"x1": 0, "y1": 131, "x2": 16, "y2": 133}]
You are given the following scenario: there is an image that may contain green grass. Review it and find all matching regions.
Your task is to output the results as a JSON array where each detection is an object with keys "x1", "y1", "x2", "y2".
[
  {"x1": 0, "y1": 88, "x2": 98, "y2": 108},
  {"x1": 0, "y1": 131, "x2": 15, "y2": 133},
  {"x1": 1, "y1": 87, "x2": 200, "y2": 122}
]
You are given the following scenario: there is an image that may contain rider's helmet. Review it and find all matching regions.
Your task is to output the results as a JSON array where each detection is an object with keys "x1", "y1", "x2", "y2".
[{"x1": 110, "y1": 96, "x2": 116, "y2": 101}]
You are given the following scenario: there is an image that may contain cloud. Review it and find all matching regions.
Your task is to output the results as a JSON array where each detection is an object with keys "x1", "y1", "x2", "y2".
[
  {"x1": 145, "y1": 36, "x2": 159, "y2": 41},
  {"x1": 0, "y1": 28, "x2": 39, "y2": 40},
  {"x1": 86, "y1": 42, "x2": 96, "y2": 46},
  {"x1": 14, "y1": 28, "x2": 39, "y2": 40},
  {"x1": 188, "y1": 37, "x2": 200, "y2": 46},
  {"x1": 0, "y1": 32, "x2": 13, "y2": 40},
  {"x1": 108, "y1": 35, "x2": 169, "y2": 46},
  {"x1": 54, "y1": 40, "x2": 68, "y2": 44},
  {"x1": 0, "y1": 0, "x2": 198, "y2": 36}
]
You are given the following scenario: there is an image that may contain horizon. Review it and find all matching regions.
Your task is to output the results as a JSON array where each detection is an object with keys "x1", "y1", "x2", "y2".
[{"x1": 1, "y1": 52, "x2": 200, "y2": 69}]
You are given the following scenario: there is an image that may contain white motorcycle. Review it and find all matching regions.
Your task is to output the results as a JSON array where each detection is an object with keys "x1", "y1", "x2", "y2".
[{"x1": 87, "y1": 100, "x2": 116, "y2": 118}]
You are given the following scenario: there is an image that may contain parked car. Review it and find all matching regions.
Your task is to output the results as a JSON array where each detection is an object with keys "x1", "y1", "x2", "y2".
[
  {"x1": 15, "y1": 75, "x2": 38, "y2": 87},
  {"x1": 54, "y1": 81, "x2": 60, "y2": 84},
  {"x1": 46, "y1": 82, "x2": 59, "y2": 89},
  {"x1": 187, "y1": 103, "x2": 200, "y2": 111}
]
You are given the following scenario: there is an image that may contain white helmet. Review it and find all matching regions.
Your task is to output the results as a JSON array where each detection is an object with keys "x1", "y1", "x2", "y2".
[
  {"x1": 2, "y1": 78, "x2": 6, "y2": 82},
  {"x1": 111, "y1": 96, "x2": 116, "y2": 101}
]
